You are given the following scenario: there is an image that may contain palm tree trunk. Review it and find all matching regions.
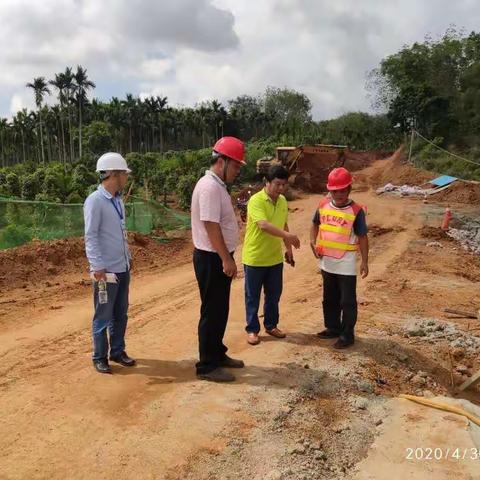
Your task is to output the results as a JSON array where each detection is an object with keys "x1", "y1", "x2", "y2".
[
  {"x1": 78, "y1": 97, "x2": 83, "y2": 159},
  {"x1": 58, "y1": 121, "x2": 64, "y2": 171},
  {"x1": 21, "y1": 131, "x2": 26, "y2": 164},
  {"x1": 160, "y1": 122, "x2": 164, "y2": 154},
  {"x1": 0, "y1": 133, "x2": 4, "y2": 168},
  {"x1": 60, "y1": 107, "x2": 67, "y2": 167},
  {"x1": 68, "y1": 104, "x2": 74, "y2": 162},
  {"x1": 129, "y1": 122, "x2": 133, "y2": 152},
  {"x1": 46, "y1": 129, "x2": 52, "y2": 163},
  {"x1": 38, "y1": 110, "x2": 45, "y2": 165}
]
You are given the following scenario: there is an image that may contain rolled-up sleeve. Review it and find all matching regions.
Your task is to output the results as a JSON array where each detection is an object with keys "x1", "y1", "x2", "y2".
[{"x1": 84, "y1": 196, "x2": 105, "y2": 271}]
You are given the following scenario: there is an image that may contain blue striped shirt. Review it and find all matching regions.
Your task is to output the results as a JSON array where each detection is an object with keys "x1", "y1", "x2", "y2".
[{"x1": 83, "y1": 185, "x2": 131, "y2": 273}]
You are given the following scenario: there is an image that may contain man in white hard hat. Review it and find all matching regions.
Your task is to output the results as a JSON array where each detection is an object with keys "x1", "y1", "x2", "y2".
[{"x1": 83, "y1": 152, "x2": 135, "y2": 374}]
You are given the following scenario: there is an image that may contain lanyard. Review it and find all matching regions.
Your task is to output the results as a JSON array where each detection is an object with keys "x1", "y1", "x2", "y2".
[{"x1": 110, "y1": 198, "x2": 124, "y2": 221}]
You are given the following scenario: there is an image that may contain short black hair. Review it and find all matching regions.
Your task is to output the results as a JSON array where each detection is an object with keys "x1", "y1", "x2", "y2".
[
  {"x1": 211, "y1": 151, "x2": 225, "y2": 165},
  {"x1": 266, "y1": 164, "x2": 289, "y2": 182}
]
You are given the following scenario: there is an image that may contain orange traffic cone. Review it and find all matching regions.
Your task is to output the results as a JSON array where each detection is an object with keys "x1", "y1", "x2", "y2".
[{"x1": 441, "y1": 206, "x2": 452, "y2": 231}]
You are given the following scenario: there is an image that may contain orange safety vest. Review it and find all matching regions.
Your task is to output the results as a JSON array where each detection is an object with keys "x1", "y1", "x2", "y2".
[{"x1": 315, "y1": 198, "x2": 364, "y2": 259}]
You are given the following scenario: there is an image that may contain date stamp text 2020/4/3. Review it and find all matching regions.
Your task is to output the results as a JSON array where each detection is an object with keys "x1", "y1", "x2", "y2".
[{"x1": 406, "y1": 448, "x2": 480, "y2": 461}]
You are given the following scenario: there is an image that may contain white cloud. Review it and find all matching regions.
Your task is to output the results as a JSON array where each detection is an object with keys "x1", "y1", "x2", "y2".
[
  {"x1": 1, "y1": 0, "x2": 480, "y2": 120},
  {"x1": 9, "y1": 92, "x2": 35, "y2": 115}
]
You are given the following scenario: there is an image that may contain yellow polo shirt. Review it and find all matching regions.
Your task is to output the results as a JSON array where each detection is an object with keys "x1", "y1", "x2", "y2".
[{"x1": 242, "y1": 188, "x2": 288, "y2": 267}]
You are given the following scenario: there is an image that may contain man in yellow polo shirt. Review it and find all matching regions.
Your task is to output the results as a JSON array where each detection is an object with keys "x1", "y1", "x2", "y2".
[{"x1": 242, "y1": 165, "x2": 301, "y2": 345}]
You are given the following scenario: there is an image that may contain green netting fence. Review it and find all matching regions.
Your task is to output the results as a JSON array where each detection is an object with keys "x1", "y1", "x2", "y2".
[{"x1": 0, "y1": 195, "x2": 191, "y2": 250}]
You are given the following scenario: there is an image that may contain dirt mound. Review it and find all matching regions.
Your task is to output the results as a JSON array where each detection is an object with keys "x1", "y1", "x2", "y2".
[
  {"x1": 433, "y1": 181, "x2": 480, "y2": 204},
  {"x1": 369, "y1": 224, "x2": 405, "y2": 237},
  {"x1": 418, "y1": 225, "x2": 453, "y2": 241},
  {"x1": 294, "y1": 153, "x2": 339, "y2": 192},
  {"x1": 352, "y1": 172, "x2": 371, "y2": 192},
  {"x1": 0, "y1": 234, "x2": 189, "y2": 292},
  {"x1": 299, "y1": 150, "x2": 391, "y2": 192},
  {"x1": 344, "y1": 150, "x2": 392, "y2": 172},
  {"x1": 369, "y1": 146, "x2": 435, "y2": 188}
]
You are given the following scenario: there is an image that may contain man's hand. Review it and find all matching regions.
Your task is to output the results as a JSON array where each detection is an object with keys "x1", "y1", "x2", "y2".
[
  {"x1": 360, "y1": 262, "x2": 369, "y2": 279},
  {"x1": 285, "y1": 250, "x2": 295, "y2": 267},
  {"x1": 223, "y1": 257, "x2": 237, "y2": 278},
  {"x1": 284, "y1": 232, "x2": 300, "y2": 249},
  {"x1": 93, "y1": 269, "x2": 107, "y2": 281},
  {"x1": 310, "y1": 242, "x2": 320, "y2": 259}
]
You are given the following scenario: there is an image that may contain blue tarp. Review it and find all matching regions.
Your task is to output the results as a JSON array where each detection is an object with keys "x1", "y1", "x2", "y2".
[{"x1": 430, "y1": 175, "x2": 457, "y2": 187}]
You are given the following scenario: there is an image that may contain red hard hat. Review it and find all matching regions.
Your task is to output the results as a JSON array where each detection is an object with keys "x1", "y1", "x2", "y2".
[
  {"x1": 327, "y1": 167, "x2": 353, "y2": 191},
  {"x1": 213, "y1": 136, "x2": 246, "y2": 165}
]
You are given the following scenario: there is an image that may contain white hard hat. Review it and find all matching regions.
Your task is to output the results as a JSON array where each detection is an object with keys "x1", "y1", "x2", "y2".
[{"x1": 96, "y1": 152, "x2": 131, "y2": 173}]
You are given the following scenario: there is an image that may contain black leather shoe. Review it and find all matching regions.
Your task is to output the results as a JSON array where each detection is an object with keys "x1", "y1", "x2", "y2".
[
  {"x1": 110, "y1": 352, "x2": 136, "y2": 367},
  {"x1": 219, "y1": 355, "x2": 245, "y2": 368},
  {"x1": 93, "y1": 360, "x2": 112, "y2": 374},
  {"x1": 333, "y1": 337, "x2": 355, "y2": 349},
  {"x1": 317, "y1": 329, "x2": 340, "y2": 339},
  {"x1": 197, "y1": 368, "x2": 235, "y2": 382}
]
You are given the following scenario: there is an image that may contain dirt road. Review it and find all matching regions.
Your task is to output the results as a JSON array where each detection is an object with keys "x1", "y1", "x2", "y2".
[{"x1": 1, "y1": 163, "x2": 480, "y2": 480}]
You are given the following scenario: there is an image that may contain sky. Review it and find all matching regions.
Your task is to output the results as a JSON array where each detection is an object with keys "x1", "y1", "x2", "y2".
[{"x1": 1, "y1": 0, "x2": 480, "y2": 120}]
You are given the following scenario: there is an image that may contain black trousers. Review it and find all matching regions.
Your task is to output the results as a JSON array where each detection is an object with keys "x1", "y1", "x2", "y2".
[
  {"x1": 193, "y1": 249, "x2": 233, "y2": 374},
  {"x1": 321, "y1": 270, "x2": 357, "y2": 340}
]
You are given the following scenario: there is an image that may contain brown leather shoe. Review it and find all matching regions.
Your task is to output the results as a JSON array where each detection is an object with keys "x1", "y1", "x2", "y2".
[
  {"x1": 247, "y1": 332, "x2": 260, "y2": 345},
  {"x1": 265, "y1": 327, "x2": 286, "y2": 338}
]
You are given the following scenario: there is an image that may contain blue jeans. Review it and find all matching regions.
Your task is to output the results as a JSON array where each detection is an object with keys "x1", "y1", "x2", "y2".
[
  {"x1": 92, "y1": 271, "x2": 130, "y2": 361},
  {"x1": 244, "y1": 263, "x2": 283, "y2": 333}
]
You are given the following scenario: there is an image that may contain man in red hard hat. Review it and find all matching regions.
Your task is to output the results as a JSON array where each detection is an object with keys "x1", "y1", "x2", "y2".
[
  {"x1": 309, "y1": 167, "x2": 369, "y2": 349},
  {"x1": 191, "y1": 136, "x2": 246, "y2": 382}
]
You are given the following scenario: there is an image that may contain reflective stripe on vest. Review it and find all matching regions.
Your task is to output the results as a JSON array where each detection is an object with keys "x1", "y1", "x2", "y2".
[
  {"x1": 320, "y1": 224, "x2": 351, "y2": 235},
  {"x1": 317, "y1": 239, "x2": 358, "y2": 251}
]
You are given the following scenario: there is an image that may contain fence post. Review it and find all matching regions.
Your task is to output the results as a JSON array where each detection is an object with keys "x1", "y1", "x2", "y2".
[
  {"x1": 408, "y1": 129, "x2": 415, "y2": 164},
  {"x1": 132, "y1": 202, "x2": 136, "y2": 232}
]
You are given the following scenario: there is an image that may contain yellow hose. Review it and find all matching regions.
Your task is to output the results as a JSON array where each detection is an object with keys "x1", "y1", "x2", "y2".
[{"x1": 399, "y1": 394, "x2": 480, "y2": 427}]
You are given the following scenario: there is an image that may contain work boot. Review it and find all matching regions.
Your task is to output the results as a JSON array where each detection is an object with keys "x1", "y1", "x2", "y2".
[
  {"x1": 219, "y1": 355, "x2": 245, "y2": 368},
  {"x1": 197, "y1": 367, "x2": 235, "y2": 383},
  {"x1": 265, "y1": 327, "x2": 286, "y2": 338},
  {"x1": 93, "y1": 359, "x2": 112, "y2": 374},
  {"x1": 333, "y1": 336, "x2": 355, "y2": 349},
  {"x1": 247, "y1": 332, "x2": 260, "y2": 345},
  {"x1": 317, "y1": 329, "x2": 340, "y2": 339},
  {"x1": 110, "y1": 351, "x2": 136, "y2": 367}
]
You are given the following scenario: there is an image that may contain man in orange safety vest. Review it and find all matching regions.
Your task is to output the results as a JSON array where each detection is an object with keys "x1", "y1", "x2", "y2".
[{"x1": 309, "y1": 167, "x2": 369, "y2": 349}]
